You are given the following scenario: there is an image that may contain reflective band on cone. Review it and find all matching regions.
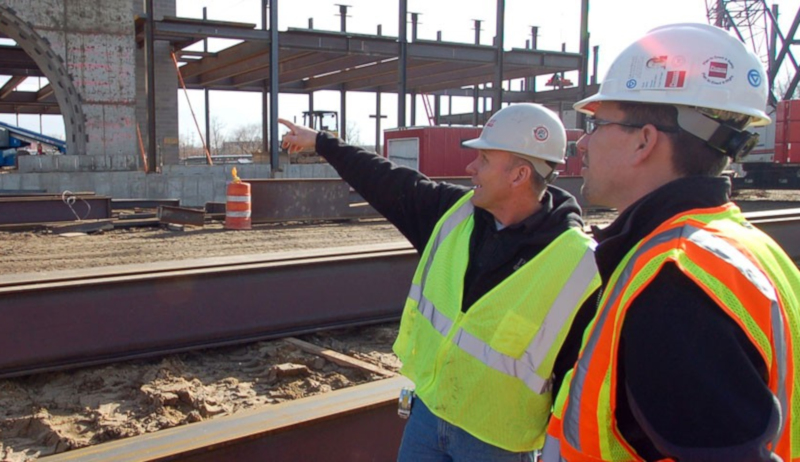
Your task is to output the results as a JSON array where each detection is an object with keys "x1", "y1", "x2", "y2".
[{"x1": 225, "y1": 181, "x2": 251, "y2": 230}]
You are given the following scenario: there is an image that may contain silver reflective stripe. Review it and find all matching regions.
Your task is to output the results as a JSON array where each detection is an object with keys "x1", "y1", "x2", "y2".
[
  {"x1": 225, "y1": 211, "x2": 251, "y2": 218},
  {"x1": 419, "y1": 199, "x2": 475, "y2": 287},
  {"x1": 419, "y1": 291, "x2": 454, "y2": 337},
  {"x1": 564, "y1": 223, "x2": 788, "y2": 453},
  {"x1": 542, "y1": 434, "x2": 567, "y2": 462},
  {"x1": 684, "y1": 227, "x2": 788, "y2": 448},
  {"x1": 563, "y1": 226, "x2": 681, "y2": 451},
  {"x1": 410, "y1": 242, "x2": 599, "y2": 394},
  {"x1": 405, "y1": 198, "x2": 475, "y2": 335},
  {"x1": 453, "y1": 326, "x2": 551, "y2": 393},
  {"x1": 226, "y1": 196, "x2": 251, "y2": 203},
  {"x1": 527, "y1": 248, "x2": 598, "y2": 371}
]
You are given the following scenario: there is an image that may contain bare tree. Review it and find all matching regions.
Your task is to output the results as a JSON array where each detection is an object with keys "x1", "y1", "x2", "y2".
[
  {"x1": 228, "y1": 123, "x2": 263, "y2": 155},
  {"x1": 209, "y1": 117, "x2": 227, "y2": 155},
  {"x1": 179, "y1": 131, "x2": 198, "y2": 159},
  {"x1": 345, "y1": 121, "x2": 363, "y2": 147}
]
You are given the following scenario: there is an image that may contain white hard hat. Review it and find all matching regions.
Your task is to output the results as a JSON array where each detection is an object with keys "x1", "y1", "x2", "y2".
[
  {"x1": 575, "y1": 23, "x2": 770, "y2": 127},
  {"x1": 462, "y1": 103, "x2": 566, "y2": 180}
]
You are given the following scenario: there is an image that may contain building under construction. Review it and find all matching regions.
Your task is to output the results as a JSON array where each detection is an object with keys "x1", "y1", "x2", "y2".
[{"x1": 0, "y1": 0, "x2": 597, "y2": 208}]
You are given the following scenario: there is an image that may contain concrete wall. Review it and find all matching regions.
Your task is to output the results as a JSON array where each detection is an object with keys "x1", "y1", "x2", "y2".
[
  {"x1": 2, "y1": 0, "x2": 178, "y2": 162},
  {"x1": 1, "y1": 160, "x2": 340, "y2": 207}
]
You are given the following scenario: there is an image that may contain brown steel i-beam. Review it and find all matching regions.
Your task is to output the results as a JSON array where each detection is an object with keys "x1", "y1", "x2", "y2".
[
  {"x1": 0, "y1": 243, "x2": 416, "y2": 378},
  {"x1": 0, "y1": 195, "x2": 112, "y2": 225},
  {"x1": 43, "y1": 376, "x2": 413, "y2": 462}
]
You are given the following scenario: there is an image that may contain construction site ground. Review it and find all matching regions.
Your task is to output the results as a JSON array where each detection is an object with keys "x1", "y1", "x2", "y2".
[{"x1": 0, "y1": 188, "x2": 797, "y2": 461}]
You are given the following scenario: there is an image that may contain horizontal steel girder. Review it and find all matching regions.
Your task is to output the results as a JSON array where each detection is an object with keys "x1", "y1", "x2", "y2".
[{"x1": 0, "y1": 243, "x2": 417, "y2": 378}]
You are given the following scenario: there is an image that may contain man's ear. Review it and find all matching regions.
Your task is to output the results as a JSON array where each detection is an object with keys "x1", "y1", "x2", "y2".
[
  {"x1": 630, "y1": 124, "x2": 660, "y2": 165},
  {"x1": 511, "y1": 163, "x2": 532, "y2": 187}
]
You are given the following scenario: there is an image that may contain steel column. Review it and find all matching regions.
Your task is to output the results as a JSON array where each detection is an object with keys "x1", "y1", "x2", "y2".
[
  {"x1": 269, "y1": 0, "x2": 280, "y2": 172},
  {"x1": 493, "y1": 0, "x2": 504, "y2": 114},
  {"x1": 578, "y1": 0, "x2": 590, "y2": 121},
  {"x1": 144, "y1": 0, "x2": 157, "y2": 172},
  {"x1": 397, "y1": 0, "x2": 408, "y2": 127}
]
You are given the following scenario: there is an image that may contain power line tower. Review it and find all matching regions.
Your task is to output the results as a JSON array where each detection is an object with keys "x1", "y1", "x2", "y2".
[{"x1": 706, "y1": 0, "x2": 800, "y2": 106}]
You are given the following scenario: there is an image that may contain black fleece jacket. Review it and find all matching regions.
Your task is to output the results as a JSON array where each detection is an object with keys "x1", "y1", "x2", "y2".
[
  {"x1": 593, "y1": 176, "x2": 780, "y2": 462},
  {"x1": 315, "y1": 132, "x2": 599, "y2": 398}
]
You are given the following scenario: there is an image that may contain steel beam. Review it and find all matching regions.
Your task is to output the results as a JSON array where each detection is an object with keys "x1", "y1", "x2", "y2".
[
  {"x1": 43, "y1": 376, "x2": 412, "y2": 462},
  {"x1": 0, "y1": 195, "x2": 112, "y2": 225},
  {"x1": 247, "y1": 178, "x2": 379, "y2": 222},
  {"x1": 0, "y1": 243, "x2": 416, "y2": 378},
  {"x1": 0, "y1": 75, "x2": 26, "y2": 99}
]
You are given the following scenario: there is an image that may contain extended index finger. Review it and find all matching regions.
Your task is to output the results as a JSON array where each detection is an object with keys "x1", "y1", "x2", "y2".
[{"x1": 277, "y1": 118, "x2": 295, "y2": 131}]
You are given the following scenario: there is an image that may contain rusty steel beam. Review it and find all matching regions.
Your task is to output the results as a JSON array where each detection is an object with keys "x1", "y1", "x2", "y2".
[
  {"x1": 112, "y1": 198, "x2": 181, "y2": 210},
  {"x1": 0, "y1": 243, "x2": 416, "y2": 378},
  {"x1": 43, "y1": 376, "x2": 413, "y2": 462},
  {"x1": 0, "y1": 75, "x2": 26, "y2": 99},
  {"x1": 247, "y1": 178, "x2": 380, "y2": 223},
  {"x1": 0, "y1": 195, "x2": 112, "y2": 225},
  {"x1": 158, "y1": 205, "x2": 206, "y2": 227}
]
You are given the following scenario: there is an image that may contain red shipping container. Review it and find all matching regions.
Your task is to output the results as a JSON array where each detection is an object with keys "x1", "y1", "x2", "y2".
[
  {"x1": 384, "y1": 126, "x2": 586, "y2": 178},
  {"x1": 784, "y1": 119, "x2": 800, "y2": 144},
  {"x1": 384, "y1": 126, "x2": 482, "y2": 177},
  {"x1": 783, "y1": 100, "x2": 800, "y2": 122},
  {"x1": 775, "y1": 121, "x2": 786, "y2": 146},
  {"x1": 783, "y1": 143, "x2": 800, "y2": 163}
]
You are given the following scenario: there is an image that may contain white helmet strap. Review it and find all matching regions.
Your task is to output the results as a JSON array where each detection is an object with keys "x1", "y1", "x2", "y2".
[
  {"x1": 674, "y1": 106, "x2": 760, "y2": 160},
  {"x1": 527, "y1": 157, "x2": 559, "y2": 184}
]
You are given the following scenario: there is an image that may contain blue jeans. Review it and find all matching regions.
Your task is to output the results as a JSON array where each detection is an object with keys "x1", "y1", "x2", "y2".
[{"x1": 397, "y1": 397, "x2": 536, "y2": 462}]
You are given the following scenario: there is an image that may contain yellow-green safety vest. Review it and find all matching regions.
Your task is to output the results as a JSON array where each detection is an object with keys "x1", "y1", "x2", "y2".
[{"x1": 393, "y1": 191, "x2": 601, "y2": 452}]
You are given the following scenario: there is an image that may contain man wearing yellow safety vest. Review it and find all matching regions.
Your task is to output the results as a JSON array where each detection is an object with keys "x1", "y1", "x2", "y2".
[
  {"x1": 542, "y1": 23, "x2": 800, "y2": 462},
  {"x1": 280, "y1": 103, "x2": 601, "y2": 461}
]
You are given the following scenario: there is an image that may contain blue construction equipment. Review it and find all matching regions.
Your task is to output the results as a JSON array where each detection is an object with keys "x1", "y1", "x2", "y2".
[{"x1": 0, "y1": 120, "x2": 66, "y2": 167}]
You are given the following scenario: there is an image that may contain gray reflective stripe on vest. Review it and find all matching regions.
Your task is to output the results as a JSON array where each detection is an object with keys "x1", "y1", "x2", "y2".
[
  {"x1": 686, "y1": 227, "x2": 788, "y2": 448},
  {"x1": 542, "y1": 434, "x2": 567, "y2": 462},
  {"x1": 407, "y1": 204, "x2": 599, "y2": 394},
  {"x1": 405, "y1": 197, "x2": 475, "y2": 338},
  {"x1": 563, "y1": 224, "x2": 788, "y2": 453},
  {"x1": 419, "y1": 198, "x2": 475, "y2": 286}
]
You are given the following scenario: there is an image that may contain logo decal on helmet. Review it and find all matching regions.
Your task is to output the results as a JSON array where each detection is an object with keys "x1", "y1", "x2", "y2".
[
  {"x1": 702, "y1": 56, "x2": 734, "y2": 85},
  {"x1": 533, "y1": 126, "x2": 549, "y2": 142},
  {"x1": 747, "y1": 69, "x2": 762, "y2": 87},
  {"x1": 665, "y1": 70, "x2": 686, "y2": 88},
  {"x1": 626, "y1": 79, "x2": 637, "y2": 89},
  {"x1": 646, "y1": 56, "x2": 667, "y2": 69}
]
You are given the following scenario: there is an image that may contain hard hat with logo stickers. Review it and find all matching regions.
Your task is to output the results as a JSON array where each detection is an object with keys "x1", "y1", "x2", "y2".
[
  {"x1": 574, "y1": 23, "x2": 770, "y2": 128},
  {"x1": 463, "y1": 103, "x2": 567, "y2": 179}
]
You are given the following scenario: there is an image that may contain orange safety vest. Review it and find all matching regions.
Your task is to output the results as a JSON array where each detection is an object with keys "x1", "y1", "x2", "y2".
[{"x1": 543, "y1": 204, "x2": 800, "y2": 462}]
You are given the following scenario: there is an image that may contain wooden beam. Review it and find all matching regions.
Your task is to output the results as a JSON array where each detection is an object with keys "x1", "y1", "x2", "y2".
[
  {"x1": 0, "y1": 76, "x2": 26, "y2": 99},
  {"x1": 285, "y1": 337, "x2": 396, "y2": 378}
]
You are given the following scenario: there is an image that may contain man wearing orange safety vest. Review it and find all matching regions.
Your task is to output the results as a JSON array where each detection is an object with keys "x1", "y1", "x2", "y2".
[{"x1": 542, "y1": 23, "x2": 800, "y2": 462}]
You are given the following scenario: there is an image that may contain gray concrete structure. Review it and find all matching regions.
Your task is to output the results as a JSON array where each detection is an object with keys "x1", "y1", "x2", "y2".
[{"x1": 4, "y1": 158, "x2": 339, "y2": 207}]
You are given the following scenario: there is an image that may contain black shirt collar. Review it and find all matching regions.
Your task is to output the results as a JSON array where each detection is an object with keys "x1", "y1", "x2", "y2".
[{"x1": 593, "y1": 176, "x2": 732, "y2": 281}]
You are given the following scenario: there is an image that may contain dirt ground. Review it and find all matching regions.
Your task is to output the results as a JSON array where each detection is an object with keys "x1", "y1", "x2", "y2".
[{"x1": 0, "y1": 188, "x2": 797, "y2": 461}]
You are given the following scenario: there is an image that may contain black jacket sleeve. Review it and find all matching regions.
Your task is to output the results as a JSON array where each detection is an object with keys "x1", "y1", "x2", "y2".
[
  {"x1": 316, "y1": 132, "x2": 469, "y2": 251},
  {"x1": 619, "y1": 263, "x2": 780, "y2": 461}
]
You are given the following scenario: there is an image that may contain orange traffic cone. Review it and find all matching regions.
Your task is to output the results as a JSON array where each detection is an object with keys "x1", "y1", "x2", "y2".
[{"x1": 225, "y1": 167, "x2": 251, "y2": 230}]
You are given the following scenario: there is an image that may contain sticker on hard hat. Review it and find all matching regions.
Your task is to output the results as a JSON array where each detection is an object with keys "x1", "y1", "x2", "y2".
[
  {"x1": 533, "y1": 126, "x2": 549, "y2": 142},
  {"x1": 702, "y1": 56, "x2": 734, "y2": 85},
  {"x1": 626, "y1": 56, "x2": 687, "y2": 90},
  {"x1": 747, "y1": 69, "x2": 762, "y2": 87}
]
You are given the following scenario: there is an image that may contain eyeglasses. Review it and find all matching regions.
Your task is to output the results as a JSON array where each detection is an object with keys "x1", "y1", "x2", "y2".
[{"x1": 584, "y1": 116, "x2": 679, "y2": 135}]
